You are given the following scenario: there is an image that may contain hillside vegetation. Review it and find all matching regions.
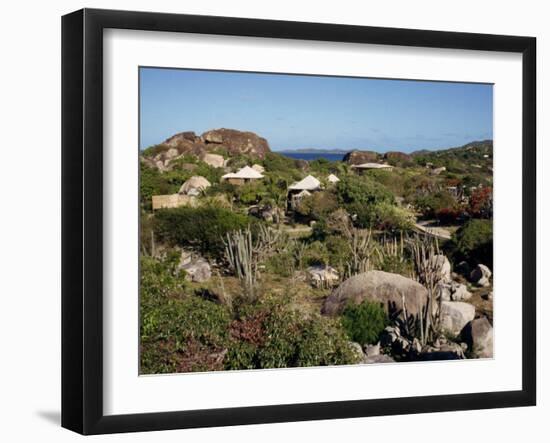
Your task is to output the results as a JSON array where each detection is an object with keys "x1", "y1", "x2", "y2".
[{"x1": 140, "y1": 130, "x2": 494, "y2": 373}]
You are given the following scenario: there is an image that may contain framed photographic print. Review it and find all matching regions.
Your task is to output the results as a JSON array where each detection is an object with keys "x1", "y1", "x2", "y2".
[{"x1": 61, "y1": 8, "x2": 536, "y2": 435}]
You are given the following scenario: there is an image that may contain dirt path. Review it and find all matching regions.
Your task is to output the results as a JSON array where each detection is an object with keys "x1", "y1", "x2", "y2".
[
  {"x1": 280, "y1": 225, "x2": 313, "y2": 237},
  {"x1": 414, "y1": 220, "x2": 452, "y2": 240}
]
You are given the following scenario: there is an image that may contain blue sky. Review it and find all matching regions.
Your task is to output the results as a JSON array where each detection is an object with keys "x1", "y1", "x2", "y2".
[{"x1": 139, "y1": 67, "x2": 493, "y2": 152}]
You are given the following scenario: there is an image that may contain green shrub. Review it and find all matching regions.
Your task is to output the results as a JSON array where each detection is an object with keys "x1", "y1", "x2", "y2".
[
  {"x1": 262, "y1": 152, "x2": 301, "y2": 174},
  {"x1": 341, "y1": 300, "x2": 389, "y2": 345},
  {"x1": 336, "y1": 176, "x2": 411, "y2": 230},
  {"x1": 256, "y1": 306, "x2": 302, "y2": 368},
  {"x1": 351, "y1": 201, "x2": 414, "y2": 231},
  {"x1": 414, "y1": 191, "x2": 459, "y2": 219},
  {"x1": 154, "y1": 206, "x2": 249, "y2": 258},
  {"x1": 225, "y1": 300, "x2": 360, "y2": 370},
  {"x1": 337, "y1": 175, "x2": 394, "y2": 207},
  {"x1": 325, "y1": 235, "x2": 351, "y2": 272},
  {"x1": 265, "y1": 251, "x2": 295, "y2": 277},
  {"x1": 310, "y1": 219, "x2": 329, "y2": 241},
  {"x1": 295, "y1": 191, "x2": 339, "y2": 221},
  {"x1": 377, "y1": 255, "x2": 413, "y2": 277},
  {"x1": 296, "y1": 316, "x2": 359, "y2": 367},
  {"x1": 140, "y1": 296, "x2": 231, "y2": 374},
  {"x1": 224, "y1": 341, "x2": 257, "y2": 370},
  {"x1": 139, "y1": 255, "x2": 186, "y2": 308},
  {"x1": 303, "y1": 240, "x2": 329, "y2": 266},
  {"x1": 140, "y1": 255, "x2": 231, "y2": 374},
  {"x1": 235, "y1": 182, "x2": 266, "y2": 205},
  {"x1": 365, "y1": 169, "x2": 407, "y2": 196},
  {"x1": 140, "y1": 162, "x2": 173, "y2": 209},
  {"x1": 452, "y1": 219, "x2": 493, "y2": 267}
]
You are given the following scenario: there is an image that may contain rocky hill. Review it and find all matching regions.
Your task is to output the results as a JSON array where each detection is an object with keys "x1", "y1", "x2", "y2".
[
  {"x1": 142, "y1": 128, "x2": 271, "y2": 171},
  {"x1": 411, "y1": 140, "x2": 493, "y2": 174},
  {"x1": 342, "y1": 150, "x2": 381, "y2": 165}
]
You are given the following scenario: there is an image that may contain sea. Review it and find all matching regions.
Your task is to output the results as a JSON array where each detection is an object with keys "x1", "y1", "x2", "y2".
[{"x1": 278, "y1": 152, "x2": 345, "y2": 162}]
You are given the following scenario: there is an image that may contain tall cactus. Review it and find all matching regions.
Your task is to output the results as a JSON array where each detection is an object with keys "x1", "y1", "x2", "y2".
[
  {"x1": 409, "y1": 234, "x2": 444, "y2": 345},
  {"x1": 345, "y1": 228, "x2": 375, "y2": 278},
  {"x1": 223, "y1": 225, "x2": 287, "y2": 301},
  {"x1": 224, "y1": 228, "x2": 257, "y2": 300}
]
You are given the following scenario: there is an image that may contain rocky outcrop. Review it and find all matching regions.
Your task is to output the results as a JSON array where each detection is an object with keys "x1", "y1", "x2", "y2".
[
  {"x1": 380, "y1": 326, "x2": 467, "y2": 361},
  {"x1": 431, "y1": 254, "x2": 452, "y2": 282},
  {"x1": 164, "y1": 131, "x2": 199, "y2": 146},
  {"x1": 343, "y1": 150, "x2": 380, "y2": 165},
  {"x1": 418, "y1": 341, "x2": 466, "y2": 360},
  {"x1": 143, "y1": 128, "x2": 271, "y2": 171},
  {"x1": 201, "y1": 153, "x2": 225, "y2": 168},
  {"x1": 384, "y1": 151, "x2": 412, "y2": 164},
  {"x1": 470, "y1": 264, "x2": 492, "y2": 287},
  {"x1": 321, "y1": 270, "x2": 428, "y2": 318},
  {"x1": 201, "y1": 128, "x2": 270, "y2": 159},
  {"x1": 306, "y1": 265, "x2": 340, "y2": 288},
  {"x1": 181, "y1": 259, "x2": 211, "y2": 283},
  {"x1": 348, "y1": 340, "x2": 396, "y2": 364},
  {"x1": 440, "y1": 301, "x2": 475, "y2": 336},
  {"x1": 248, "y1": 205, "x2": 283, "y2": 223},
  {"x1": 177, "y1": 250, "x2": 212, "y2": 283},
  {"x1": 462, "y1": 317, "x2": 493, "y2": 358},
  {"x1": 437, "y1": 280, "x2": 472, "y2": 302}
]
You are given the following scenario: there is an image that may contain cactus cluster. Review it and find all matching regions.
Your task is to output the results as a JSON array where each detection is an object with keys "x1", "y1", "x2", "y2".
[
  {"x1": 409, "y1": 234, "x2": 445, "y2": 346},
  {"x1": 223, "y1": 225, "x2": 287, "y2": 300}
]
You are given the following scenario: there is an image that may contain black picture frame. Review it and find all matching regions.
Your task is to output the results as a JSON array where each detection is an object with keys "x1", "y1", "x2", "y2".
[{"x1": 61, "y1": 8, "x2": 537, "y2": 435}]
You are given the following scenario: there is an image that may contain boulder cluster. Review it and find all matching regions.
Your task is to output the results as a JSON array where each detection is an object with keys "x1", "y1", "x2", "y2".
[
  {"x1": 321, "y1": 256, "x2": 493, "y2": 362},
  {"x1": 142, "y1": 128, "x2": 271, "y2": 171}
]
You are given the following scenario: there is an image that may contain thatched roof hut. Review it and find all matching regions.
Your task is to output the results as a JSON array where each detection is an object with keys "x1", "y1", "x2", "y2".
[
  {"x1": 327, "y1": 173, "x2": 340, "y2": 183},
  {"x1": 221, "y1": 165, "x2": 264, "y2": 185},
  {"x1": 288, "y1": 175, "x2": 321, "y2": 192},
  {"x1": 178, "y1": 176, "x2": 211, "y2": 196},
  {"x1": 351, "y1": 162, "x2": 393, "y2": 171}
]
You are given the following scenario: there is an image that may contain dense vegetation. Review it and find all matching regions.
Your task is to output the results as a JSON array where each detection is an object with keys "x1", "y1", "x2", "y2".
[
  {"x1": 140, "y1": 139, "x2": 494, "y2": 373},
  {"x1": 154, "y1": 206, "x2": 250, "y2": 258},
  {"x1": 341, "y1": 300, "x2": 389, "y2": 345}
]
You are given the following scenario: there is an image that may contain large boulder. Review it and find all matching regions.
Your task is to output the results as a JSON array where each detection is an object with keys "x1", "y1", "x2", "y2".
[
  {"x1": 462, "y1": 317, "x2": 493, "y2": 358},
  {"x1": 343, "y1": 150, "x2": 381, "y2": 165},
  {"x1": 201, "y1": 153, "x2": 225, "y2": 168},
  {"x1": 440, "y1": 301, "x2": 475, "y2": 336},
  {"x1": 201, "y1": 128, "x2": 271, "y2": 159},
  {"x1": 203, "y1": 131, "x2": 223, "y2": 144},
  {"x1": 321, "y1": 270, "x2": 428, "y2": 319},
  {"x1": 178, "y1": 254, "x2": 212, "y2": 283},
  {"x1": 165, "y1": 147, "x2": 180, "y2": 160},
  {"x1": 470, "y1": 264, "x2": 492, "y2": 287}
]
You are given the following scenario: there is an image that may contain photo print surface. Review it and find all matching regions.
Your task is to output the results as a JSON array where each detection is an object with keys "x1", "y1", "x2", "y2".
[{"x1": 139, "y1": 67, "x2": 494, "y2": 375}]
